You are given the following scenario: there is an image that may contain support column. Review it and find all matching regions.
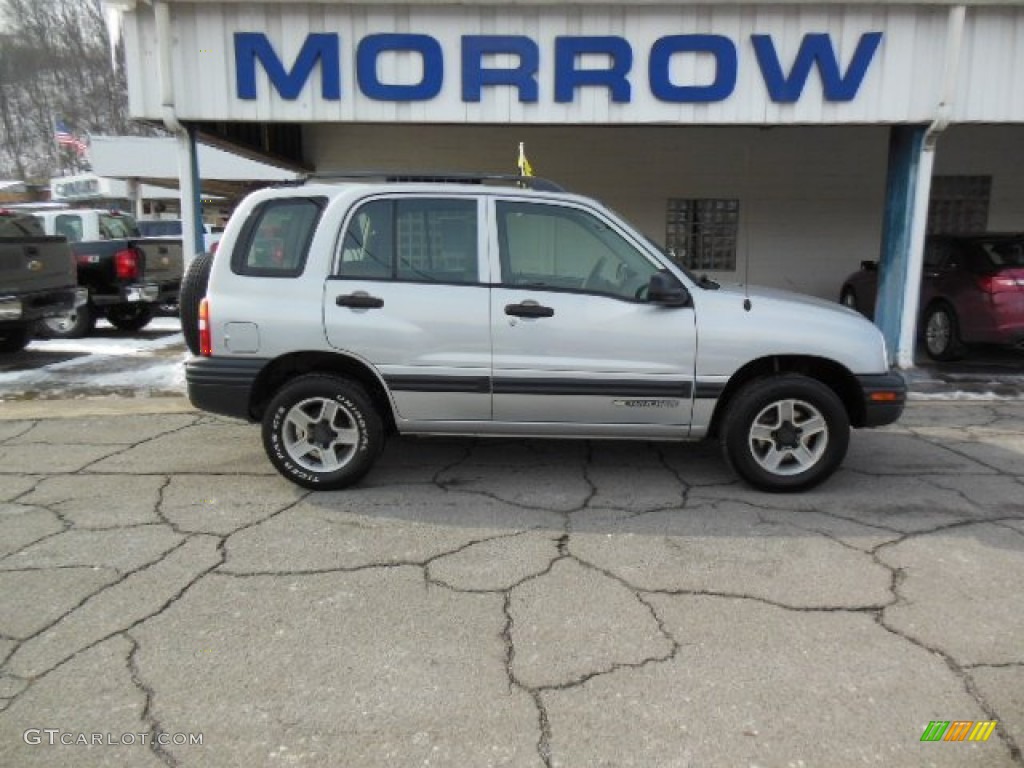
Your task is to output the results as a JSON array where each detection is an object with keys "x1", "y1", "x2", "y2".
[
  {"x1": 175, "y1": 126, "x2": 204, "y2": 265},
  {"x1": 875, "y1": 125, "x2": 935, "y2": 368},
  {"x1": 126, "y1": 178, "x2": 143, "y2": 220}
]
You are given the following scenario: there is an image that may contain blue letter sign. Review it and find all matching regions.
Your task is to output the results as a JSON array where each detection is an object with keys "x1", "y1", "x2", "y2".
[
  {"x1": 649, "y1": 35, "x2": 738, "y2": 103},
  {"x1": 752, "y1": 32, "x2": 883, "y2": 103},
  {"x1": 461, "y1": 36, "x2": 540, "y2": 102},
  {"x1": 233, "y1": 31, "x2": 883, "y2": 106},
  {"x1": 235, "y1": 32, "x2": 340, "y2": 100},
  {"x1": 357, "y1": 34, "x2": 444, "y2": 101},
  {"x1": 554, "y1": 36, "x2": 633, "y2": 103}
]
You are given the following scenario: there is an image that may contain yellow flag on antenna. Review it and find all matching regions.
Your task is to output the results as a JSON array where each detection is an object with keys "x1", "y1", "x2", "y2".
[{"x1": 517, "y1": 142, "x2": 533, "y2": 177}]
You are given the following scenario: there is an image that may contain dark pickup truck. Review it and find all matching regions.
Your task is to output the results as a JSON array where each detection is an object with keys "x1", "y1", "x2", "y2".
[
  {"x1": 32, "y1": 209, "x2": 183, "y2": 338},
  {"x1": 0, "y1": 210, "x2": 79, "y2": 353}
]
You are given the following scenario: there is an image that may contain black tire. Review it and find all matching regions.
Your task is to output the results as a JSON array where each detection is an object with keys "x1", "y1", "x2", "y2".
[
  {"x1": 923, "y1": 302, "x2": 965, "y2": 362},
  {"x1": 35, "y1": 303, "x2": 96, "y2": 339},
  {"x1": 106, "y1": 303, "x2": 154, "y2": 332},
  {"x1": 262, "y1": 375, "x2": 385, "y2": 491},
  {"x1": 720, "y1": 374, "x2": 850, "y2": 493},
  {"x1": 0, "y1": 326, "x2": 31, "y2": 354},
  {"x1": 180, "y1": 252, "x2": 214, "y2": 355}
]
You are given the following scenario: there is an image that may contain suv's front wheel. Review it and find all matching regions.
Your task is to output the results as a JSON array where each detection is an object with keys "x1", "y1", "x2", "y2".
[
  {"x1": 262, "y1": 375, "x2": 384, "y2": 490},
  {"x1": 721, "y1": 374, "x2": 850, "y2": 492}
]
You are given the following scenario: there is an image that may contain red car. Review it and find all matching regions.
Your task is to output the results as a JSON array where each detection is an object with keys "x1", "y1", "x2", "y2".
[{"x1": 840, "y1": 234, "x2": 1024, "y2": 360}]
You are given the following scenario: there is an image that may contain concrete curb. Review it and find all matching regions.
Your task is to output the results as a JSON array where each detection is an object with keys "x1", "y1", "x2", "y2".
[{"x1": 0, "y1": 396, "x2": 197, "y2": 421}]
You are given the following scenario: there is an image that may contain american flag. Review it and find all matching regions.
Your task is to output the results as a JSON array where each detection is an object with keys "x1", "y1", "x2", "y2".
[{"x1": 55, "y1": 120, "x2": 88, "y2": 155}]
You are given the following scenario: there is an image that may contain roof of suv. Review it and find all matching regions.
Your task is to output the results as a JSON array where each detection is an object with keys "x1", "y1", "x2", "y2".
[{"x1": 286, "y1": 171, "x2": 565, "y2": 193}]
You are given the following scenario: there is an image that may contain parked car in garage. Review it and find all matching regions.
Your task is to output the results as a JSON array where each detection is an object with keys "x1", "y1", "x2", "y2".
[{"x1": 839, "y1": 234, "x2": 1024, "y2": 360}]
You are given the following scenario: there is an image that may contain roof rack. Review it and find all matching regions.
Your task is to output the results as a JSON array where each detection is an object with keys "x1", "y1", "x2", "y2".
[{"x1": 286, "y1": 170, "x2": 565, "y2": 193}]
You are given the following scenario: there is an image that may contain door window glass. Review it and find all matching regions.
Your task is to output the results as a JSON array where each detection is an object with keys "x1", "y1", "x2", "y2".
[
  {"x1": 54, "y1": 215, "x2": 84, "y2": 242},
  {"x1": 496, "y1": 202, "x2": 657, "y2": 300},
  {"x1": 337, "y1": 198, "x2": 478, "y2": 284}
]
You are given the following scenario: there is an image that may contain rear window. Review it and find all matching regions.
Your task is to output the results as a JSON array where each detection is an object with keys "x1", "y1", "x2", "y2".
[
  {"x1": 233, "y1": 197, "x2": 324, "y2": 277},
  {"x1": 0, "y1": 212, "x2": 45, "y2": 238},
  {"x1": 977, "y1": 239, "x2": 1024, "y2": 268},
  {"x1": 99, "y1": 213, "x2": 139, "y2": 239}
]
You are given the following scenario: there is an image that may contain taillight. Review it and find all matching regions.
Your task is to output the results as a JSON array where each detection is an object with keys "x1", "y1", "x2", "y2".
[
  {"x1": 210, "y1": 240, "x2": 219, "y2": 254},
  {"x1": 114, "y1": 248, "x2": 141, "y2": 280},
  {"x1": 198, "y1": 298, "x2": 211, "y2": 356},
  {"x1": 977, "y1": 275, "x2": 1022, "y2": 293}
]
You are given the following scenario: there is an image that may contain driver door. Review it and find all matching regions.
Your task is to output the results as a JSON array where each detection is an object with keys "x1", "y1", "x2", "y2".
[{"x1": 488, "y1": 198, "x2": 697, "y2": 428}]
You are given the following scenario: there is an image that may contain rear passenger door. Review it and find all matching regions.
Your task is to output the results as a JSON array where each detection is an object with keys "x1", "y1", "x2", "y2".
[{"x1": 323, "y1": 195, "x2": 491, "y2": 423}]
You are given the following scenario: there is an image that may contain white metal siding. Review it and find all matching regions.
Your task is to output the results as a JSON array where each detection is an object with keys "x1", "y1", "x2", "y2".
[{"x1": 123, "y1": 3, "x2": 1024, "y2": 125}]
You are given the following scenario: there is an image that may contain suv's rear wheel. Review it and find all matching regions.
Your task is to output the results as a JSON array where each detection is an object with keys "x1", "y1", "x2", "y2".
[
  {"x1": 721, "y1": 374, "x2": 850, "y2": 492},
  {"x1": 262, "y1": 375, "x2": 384, "y2": 490}
]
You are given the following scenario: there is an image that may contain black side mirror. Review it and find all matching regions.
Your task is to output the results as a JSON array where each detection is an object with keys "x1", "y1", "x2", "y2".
[{"x1": 648, "y1": 270, "x2": 690, "y2": 307}]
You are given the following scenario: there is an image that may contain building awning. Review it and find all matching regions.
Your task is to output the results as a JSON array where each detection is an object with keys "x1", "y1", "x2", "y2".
[{"x1": 87, "y1": 136, "x2": 299, "y2": 199}]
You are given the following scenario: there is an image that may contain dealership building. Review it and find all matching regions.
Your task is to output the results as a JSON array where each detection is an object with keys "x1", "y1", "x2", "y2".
[{"x1": 114, "y1": 0, "x2": 1024, "y2": 366}]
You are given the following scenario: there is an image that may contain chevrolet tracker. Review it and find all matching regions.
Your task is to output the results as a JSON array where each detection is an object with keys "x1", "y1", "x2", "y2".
[{"x1": 183, "y1": 173, "x2": 905, "y2": 492}]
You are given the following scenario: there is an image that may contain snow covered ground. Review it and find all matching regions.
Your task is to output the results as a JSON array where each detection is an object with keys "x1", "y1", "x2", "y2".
[{"x1": 0, "y1": 318, "x2": 187, "y2": 402}]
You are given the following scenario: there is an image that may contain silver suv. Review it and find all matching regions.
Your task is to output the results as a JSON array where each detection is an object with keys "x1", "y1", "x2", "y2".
[{"x1": 185, "y1": 174, "x2": 905, "y2": 492}]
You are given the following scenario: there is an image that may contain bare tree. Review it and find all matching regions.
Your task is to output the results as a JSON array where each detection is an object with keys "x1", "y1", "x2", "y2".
[{"x1": 0, "y1": 0, "x2": 155, "y2": 181}]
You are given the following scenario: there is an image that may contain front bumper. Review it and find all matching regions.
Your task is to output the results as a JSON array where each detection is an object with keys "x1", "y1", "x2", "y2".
[
  {"x1": 856, "y1": 371, "x2": 907, "y2": 428},
  {"x1": 185, "y1": 356, "x2": 269, "y2": 422}
]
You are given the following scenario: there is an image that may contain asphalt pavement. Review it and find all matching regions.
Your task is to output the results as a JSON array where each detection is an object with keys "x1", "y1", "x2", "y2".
[{"x1": 0, "y1": 396, "x2": 1022, "y2": 767}]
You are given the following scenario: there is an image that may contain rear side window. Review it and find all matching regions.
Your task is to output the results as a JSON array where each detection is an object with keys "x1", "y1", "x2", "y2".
[
  {"x1": 234, "y1": 198, "x2": 324, "y2": 277},
  {"x1": 99, "y1": 214, "x2": 139, "y2": 239},
  {"x1": 54, "y1": 214, "x2": 84, "y2": 242},
  {"x1": 336, "y1": 198, "x2": 478, "y2": 284}
]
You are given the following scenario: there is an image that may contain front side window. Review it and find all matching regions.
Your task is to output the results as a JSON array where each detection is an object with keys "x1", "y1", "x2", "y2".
[
  {"x1": 496, "y1": 201, "x2": 658, "y2": 301},
  {"x1": 235, "y1": 198, "x2": 323, "y2": 277},
  {"x1": 336, "y1": 198, "x2": 478, "y2": 284}
]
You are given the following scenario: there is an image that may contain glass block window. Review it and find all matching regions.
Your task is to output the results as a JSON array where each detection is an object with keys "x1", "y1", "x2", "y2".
[
  {"x1": 665, "y1": 198, "x2": 739, "y2": 271},
  {"x1": 928, "y1": 176, "x2": 990, "y2": 234}
]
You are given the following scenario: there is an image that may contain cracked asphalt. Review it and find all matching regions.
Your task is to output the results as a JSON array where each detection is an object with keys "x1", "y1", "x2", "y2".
[{"x1": 0, "y1": 398, "x2": 1022, "y2": 767}]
